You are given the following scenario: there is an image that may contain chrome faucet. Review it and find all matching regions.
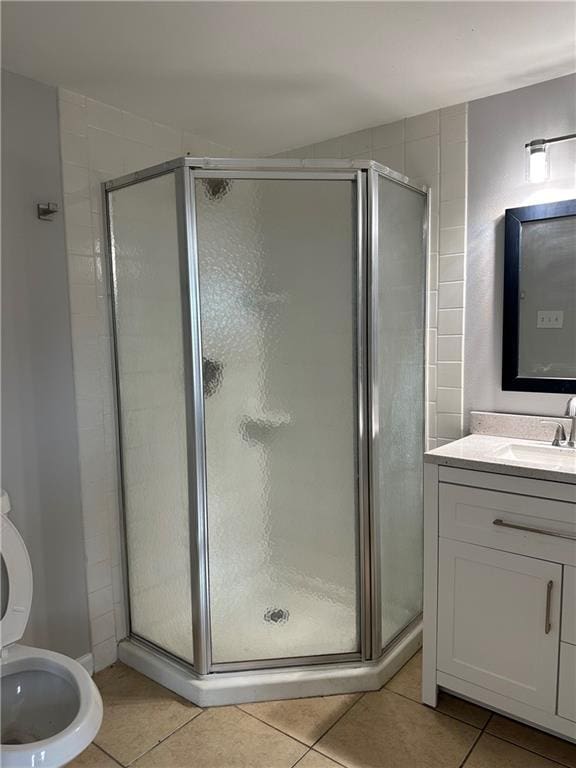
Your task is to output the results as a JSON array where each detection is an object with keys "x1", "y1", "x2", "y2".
[
  {"x1": 541, "y1": 420, "x2": 567, "y2": 446},
  {"x1": 541, "y1": 396, "x2": 576, "y2": 448},
  {"x1": 566, "y1": 396, "x2": 576, "y2": 448}
]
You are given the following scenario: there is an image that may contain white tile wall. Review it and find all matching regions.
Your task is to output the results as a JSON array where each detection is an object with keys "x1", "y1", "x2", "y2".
[
  {"x1": 277, "y1": 102, "x2": 468, "y2": 449},
  {"x1": 59, "y1": 87, "x2": 235, "y2": 670}
]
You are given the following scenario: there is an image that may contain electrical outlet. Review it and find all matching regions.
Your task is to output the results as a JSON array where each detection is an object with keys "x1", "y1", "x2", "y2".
[{"x1": 537, "y1": 310, "x2": 564, "y2": 328}]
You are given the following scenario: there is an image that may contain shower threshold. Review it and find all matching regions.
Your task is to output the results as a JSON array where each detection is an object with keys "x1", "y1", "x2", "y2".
[{"x1": 117, "y1": 619, "x2": 422, "y2": 707}]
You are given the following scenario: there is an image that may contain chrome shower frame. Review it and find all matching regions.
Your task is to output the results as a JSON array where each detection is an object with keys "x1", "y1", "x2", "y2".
[{"x1": 102, "y1": 157, "x2": 428, "y2": 704}]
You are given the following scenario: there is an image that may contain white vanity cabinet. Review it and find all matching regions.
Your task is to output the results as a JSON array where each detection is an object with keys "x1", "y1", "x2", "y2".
[{"x1": 423, "y1": 461, "x2": 576, "y2": 743}]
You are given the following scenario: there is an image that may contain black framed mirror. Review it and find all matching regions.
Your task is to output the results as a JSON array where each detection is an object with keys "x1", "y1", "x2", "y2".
[{"x1": 502, "y1": 198, "x2": 576, "y2": 393}]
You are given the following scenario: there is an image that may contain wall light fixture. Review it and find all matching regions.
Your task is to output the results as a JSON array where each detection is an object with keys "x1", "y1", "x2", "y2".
[{"x1": 526, "y1": 133, "x2": 576, "y2": 183}]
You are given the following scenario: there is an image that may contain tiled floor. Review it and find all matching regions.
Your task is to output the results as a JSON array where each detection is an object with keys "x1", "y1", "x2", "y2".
[{"x1": 72, "y1": 651, "x2": 576, "y2": 768}]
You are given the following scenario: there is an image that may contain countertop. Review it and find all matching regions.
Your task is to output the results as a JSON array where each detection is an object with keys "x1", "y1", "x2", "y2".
[{"x1": 425, "y1": 433, "x2": 576, "y2": 485}]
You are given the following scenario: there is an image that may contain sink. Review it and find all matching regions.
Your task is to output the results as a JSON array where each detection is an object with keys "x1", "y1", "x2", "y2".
[{"x1": 494, "y1": 442, "x2": 576, "y2": 471}]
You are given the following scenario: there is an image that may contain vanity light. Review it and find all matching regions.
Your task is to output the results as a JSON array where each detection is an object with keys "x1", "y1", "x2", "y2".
[
  {"x1": 526, "y1": 140, "x2": 549, "y2": 183},
  {"x1": 526, "y1": 132, "x2": 576, "y2": 182}
]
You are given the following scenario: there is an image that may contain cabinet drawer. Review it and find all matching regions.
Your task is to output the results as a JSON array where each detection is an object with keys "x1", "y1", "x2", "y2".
[
  {"x1": 439, "y1": 484, "x2": 576, "y2": 565},
  {"x1": 558, "y1": 643, "x2": 576, "y2": 722},
  {"x1": 563, "y1": 566, "x2": 576, "y2": 645}
]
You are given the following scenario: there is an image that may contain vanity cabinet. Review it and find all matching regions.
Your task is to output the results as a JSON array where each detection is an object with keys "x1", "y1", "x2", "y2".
[{"x1": 423, "y1": 463, "x2": 576, "y2": 743}]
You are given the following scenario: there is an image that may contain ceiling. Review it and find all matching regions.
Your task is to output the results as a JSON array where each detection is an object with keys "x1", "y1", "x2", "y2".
[{"x1": 2, "y1": 1, "x2": 575, "y2": 155}]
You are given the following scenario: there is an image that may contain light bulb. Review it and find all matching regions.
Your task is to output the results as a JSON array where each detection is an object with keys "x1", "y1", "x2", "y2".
[{"x1": 526, "y1": 141, "x2": 549, "y2": 183}]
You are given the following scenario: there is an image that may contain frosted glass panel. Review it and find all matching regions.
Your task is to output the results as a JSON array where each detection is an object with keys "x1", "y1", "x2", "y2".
[
  {"x1": 109, "y1": 174, "x2": 193, "y2": 662},
  {"x1": 376, "y1": 175, "x2": 426, "y2": 647},
  {"x1": 195, "y1": 177, "x2": 359, "y2": 663}
]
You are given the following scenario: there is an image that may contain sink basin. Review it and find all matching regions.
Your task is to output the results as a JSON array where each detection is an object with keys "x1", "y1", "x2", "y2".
[{"x1": 494, "y1": 442, "x2": 576, "y2": 471}]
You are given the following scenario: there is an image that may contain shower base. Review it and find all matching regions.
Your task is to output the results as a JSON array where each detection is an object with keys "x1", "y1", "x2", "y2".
[{"x1": 118, "y1": 618, "x2": 422, "y2": 707}]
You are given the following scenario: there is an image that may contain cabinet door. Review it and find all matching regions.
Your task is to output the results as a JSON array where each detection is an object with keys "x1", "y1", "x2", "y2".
[{"x1": 437, "y1": 538, "x2": 562, "y2": 712}]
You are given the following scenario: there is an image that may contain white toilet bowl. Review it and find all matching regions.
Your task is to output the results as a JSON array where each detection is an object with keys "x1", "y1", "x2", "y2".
[
  {"x1": 1, "y1": 491, "x2": 103, "y2": 767},
  {"x1": 1, "y1": 644, "x2": 103, "y2": 768}
]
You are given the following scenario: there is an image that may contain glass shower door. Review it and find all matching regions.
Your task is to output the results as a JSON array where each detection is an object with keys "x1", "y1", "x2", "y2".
[
  {"x1": 193, "y1": 174, "x2": 361, "y2": 665},
  {"x1": 373, "y1": 172, "x2": 427, "y2": 648},
  {"x1": 108, "y1": 173, "x2": 194, "y2": 663}
]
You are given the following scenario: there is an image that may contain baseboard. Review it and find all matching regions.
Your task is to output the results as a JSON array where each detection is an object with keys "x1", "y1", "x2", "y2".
[{"x1": 77, "y1": 652, "x2": 94, "y2": 675}]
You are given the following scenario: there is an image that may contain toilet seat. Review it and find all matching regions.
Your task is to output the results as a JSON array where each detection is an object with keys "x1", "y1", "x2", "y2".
[{"x1": 1, "y1": 500, "x2": 33, "y2": 647}]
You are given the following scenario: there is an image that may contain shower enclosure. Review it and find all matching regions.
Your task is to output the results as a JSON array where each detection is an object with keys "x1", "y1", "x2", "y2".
[{"x1": 103, "y1": 158, "x2": 428, "y2": 705}]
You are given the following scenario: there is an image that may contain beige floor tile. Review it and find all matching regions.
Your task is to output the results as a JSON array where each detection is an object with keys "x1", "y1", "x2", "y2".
[
  {"x1": 239, "y1": 693, "x2": 360, "y2": 746},
  {"x1": 133, "y1": 706, "x2": 308, "y2": 768},
  {"x1": 465, "y1": 733, "x2": 563, "y2": 767},
  {"x1": 297, "y1": 750, "x2": 345, "y2": 768},
  {"x1": 385, "y1": 651, "x2": 422, "y2": 701},
  {"x1": 385, "y1": 650, "x2": 490, "y2": 728},
  {"x1": 315, "y1": 688, "x2": 479, "y2": 768},
  {"x1": 486, "y1": 715, "x2": 576, "y2": 768},
  {"x1": 94, "y1": 662, "x2": 200, "y2": 765},
  {"x1": 67, "y1": 745, "x2": 119, "y2": 768}
]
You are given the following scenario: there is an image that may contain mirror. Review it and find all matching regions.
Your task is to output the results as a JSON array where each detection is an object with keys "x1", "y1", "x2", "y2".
[{"x1": 502, "y1": 198, "x2": 576, "y2": 393}]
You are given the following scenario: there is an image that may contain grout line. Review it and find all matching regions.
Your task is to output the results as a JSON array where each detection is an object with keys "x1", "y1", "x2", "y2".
[
  {"x1": 91, "y1": 743, "x2": 125, "y2": 767},
  {"x1": 382, "y1": 686, "x2": 488, "y2": 731},
  {"x1": 236, "y1": 691, "x2": 366, "y2": 753},
  {"x1": 304, "y1": 747, "x2": 353, "y2": 768},
  {"x1": 307, "y1": 694, "x2": 369, "y2": 767},
  {"x1": 458, "y1": 687, "x2": 493, "y2": 768},
  {"x1": 290, "y1": 745, "x2": 353, "y2": 768},
  {"x1": 308, "y1": 693, "x2": 366, "y2": 751},
  {"x1": 290, "y1": 748, "x2": 314, "y2": 768},
  {"x1": 309, "y1": 751, "x2": 351, "y2": 768},
  {"x1": 480, "y1": 733, "x2": 572, "y2": 768},
  {"x1": 116, "y1": 706, "x2": 207, "y2": 766},
  {"x1": 459, "y1": 722, "x2": 571, "y2": 768},
  {"x1": 458, "y1": 728, "x2": 483, "y2": 768},
  {"x1": 234, "y1": 706, "x2": 313, "y2": 749}
]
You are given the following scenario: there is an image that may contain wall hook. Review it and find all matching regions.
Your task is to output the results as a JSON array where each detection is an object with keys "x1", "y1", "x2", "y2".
[{"x1": 37, "y1": 202, "x2": 59, "y2": 221}]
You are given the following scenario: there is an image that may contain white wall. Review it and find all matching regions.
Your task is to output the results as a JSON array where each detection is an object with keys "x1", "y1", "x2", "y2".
[
  {"x1": 2, "y1": 70, "x2": 91, "y2": 659},
  {"x1": 280, "y1": 106, "x2": 469, "y2": 447},
  {"x1": 465, "y1": 74, "x2": 576, "y2": 421},
  {"x1": 58, "y1": 87, "x2": 234, "y2": 670}
]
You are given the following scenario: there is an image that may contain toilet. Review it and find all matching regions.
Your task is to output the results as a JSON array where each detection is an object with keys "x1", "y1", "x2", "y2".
[{"x1": 1, "y1": 490, "x2": 103, "y2": 767}]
